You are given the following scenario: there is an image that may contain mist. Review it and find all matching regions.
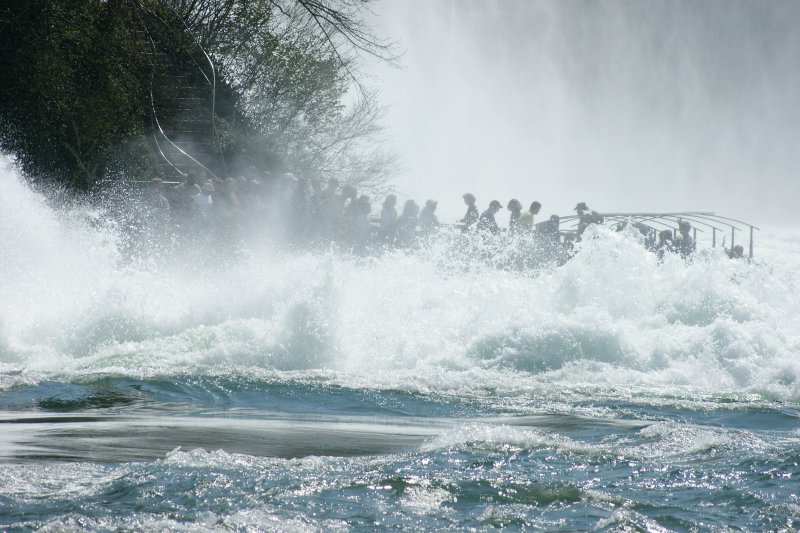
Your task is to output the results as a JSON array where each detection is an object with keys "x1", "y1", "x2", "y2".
[{"x1": 366, "y1": 0, "x2": 800, "y2": 224}]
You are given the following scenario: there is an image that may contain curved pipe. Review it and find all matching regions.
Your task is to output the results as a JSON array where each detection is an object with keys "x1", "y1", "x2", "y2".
[
  {"x1": 129, "y1": 1, "x2": 183, "y2": 178},
  {"x1": 160, "y1": 1, "x2": 228, "y2": 177}
]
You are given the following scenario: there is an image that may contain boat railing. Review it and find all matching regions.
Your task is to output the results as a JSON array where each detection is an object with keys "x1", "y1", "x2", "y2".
[{"x1": 557, "y1": 212, "x2": 759, "y2": 257}]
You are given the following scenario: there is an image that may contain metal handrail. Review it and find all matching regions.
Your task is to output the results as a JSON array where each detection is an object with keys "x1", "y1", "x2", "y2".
[
  {"x1": 132, "y1": 1, "x2": 225, "y2": 180},
  {"x1": 555, "y1": 211, "x2": 760, "y2": 258},
  {"x1": 160, "y1": 1, "x2": 228, "y2": 177},
  {"x1": 129, "y1": 2, "x2": 183, "y2": 178}
]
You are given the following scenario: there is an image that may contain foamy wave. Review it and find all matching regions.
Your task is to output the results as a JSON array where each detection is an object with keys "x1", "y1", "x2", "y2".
[
  {"x1": 419, "y1": 423, "x2": 599, "y2": 454},
  {"x1": 3, "y1": 164, "x2": 800, "y2": 401}
]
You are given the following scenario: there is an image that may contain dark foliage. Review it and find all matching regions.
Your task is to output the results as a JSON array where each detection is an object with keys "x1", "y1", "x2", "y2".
[
  {"x1": 0, "y1": 0, "x2": 152, "y2": 189},
  {"x1": 0, "y1": 0, "x2": 394, "y2": 191}
]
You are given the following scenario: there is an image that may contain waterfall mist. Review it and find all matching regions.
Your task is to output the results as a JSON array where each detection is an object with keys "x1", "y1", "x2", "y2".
[{"x1": 368, "y1": 0, "x2": 800, "y2": 223}]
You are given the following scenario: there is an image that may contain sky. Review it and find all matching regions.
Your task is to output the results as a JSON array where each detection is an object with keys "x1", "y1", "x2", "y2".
[{"x1": 364, "y1": 0, "x2": 800, "y2": 224}]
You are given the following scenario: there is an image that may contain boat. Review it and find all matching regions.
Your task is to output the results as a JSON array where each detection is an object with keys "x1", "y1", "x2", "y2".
[{"x1": 554, "y1": 212, "x2": 759, "y2": 258}]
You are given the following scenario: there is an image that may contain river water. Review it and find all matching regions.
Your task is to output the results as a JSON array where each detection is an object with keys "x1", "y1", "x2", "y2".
[{"x1": 2, "y1": 165, "x2": 799, "y2": 531}]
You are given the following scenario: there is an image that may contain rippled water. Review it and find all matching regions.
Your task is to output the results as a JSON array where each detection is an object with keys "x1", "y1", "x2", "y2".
[{"x1": 2, "y1": 164, "x2": 800, "y2": 531}]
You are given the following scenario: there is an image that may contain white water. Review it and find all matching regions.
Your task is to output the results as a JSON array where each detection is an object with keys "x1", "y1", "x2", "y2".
[{"x1": 2, "y1": 162, "x2": 800, "y2": 402}]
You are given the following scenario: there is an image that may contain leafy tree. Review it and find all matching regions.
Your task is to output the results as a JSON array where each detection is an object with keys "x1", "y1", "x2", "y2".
[
  {"x1": 0, "y1": 0, "x2": 152, "y2": 190},
  {"x1": 0, "y1": 0, "x2": 395, "y2": 191}
]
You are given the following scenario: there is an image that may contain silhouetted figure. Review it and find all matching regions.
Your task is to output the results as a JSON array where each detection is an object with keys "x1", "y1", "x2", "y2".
[
  {"x1": 396, "y1": 199, "x2": 419, "y2": 247},
  {"x1": 561, "y1": 233, "x2": 576, "y2": 264},
  {"x1": 216, "y1": 177, "x2": 244, "y2": 239},
  {"x1": 460, "y1": 193, "x2": 479, "y2": 230},
  {"x1": 418, "y1": 199, "x2": 440, "y2": 235},
  {"x1": 353, "y1": 198, "x2": 372, "y2": 254},
  {"x1": 148, "y1": 177, "x2": 170, "y2": 216},
  {"x1": 188, "y1": 183, "x2": 204, "y2": 221},
  {"x1": 574, "y1": 202, "x2": 603, "y2": 240},
  {"x1": 246, "y1": 179, "x2": 266, "y2": 215},
  {"x1": 308, "y1": 178, "x2": 323, "y2": 214},
  {"x1": 727, "y1": 244, "x2": 745, "y2": 259},
  {"x1": 477, "y1": 200, "x2": 502, "y2": 235},
  {"x1": 518, "y1": 201, "x2": 541, "y2": 233},
  {"x1": 380, "y1": 194, "x2": 398, "y2": 244},
  {"x1": 507, "y1": 199, "x2": 522, "y2": 234},
  {"x1": 655, "y1": 230, "x2": 674, "y2": 261},
  {"x1": 201, "y1": 181, "x2": 217, "y2": 215},
  {"x1": 342, "y1": 184, "x2": 359, "y2": 216},
  {"x1": 544, "y1": 214, "x2": 561, "y2": 242},
  {"x1": 174, "y1": 171, "x2": 198, "y2": 216},
  {"x1": 319, "y1": 183, "x2": 350, "y2": 240},
  {"x1": 321, "y1": 178, "x2": 339, "y2": 202},
  {"x1": 675, "y1": 219, "x2": 696, "y2": 258}
]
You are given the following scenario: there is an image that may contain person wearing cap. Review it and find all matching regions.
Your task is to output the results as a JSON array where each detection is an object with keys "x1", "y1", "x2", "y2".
[
  {"x1": 676, "y1": 219, "x2": 696, "y2": 258},
  {"x1": 574, "y1": 202, "x2": 600, "y2": 240},
  {"x1": 518, "y1": 201, "x2": 541, "y2": 233},
  {"x1": 477, "y1": 200, "x2": 502, "y2": 235},
  {"x1": 460, "y1": 193, "x2": 479, "y2": 230},
  {"x1": 418, "y1": 199, "x2": 440, "y2": 235}
]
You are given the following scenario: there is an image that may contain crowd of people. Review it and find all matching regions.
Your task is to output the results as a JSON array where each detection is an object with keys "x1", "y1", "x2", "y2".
[
  {"x1": 142, "y1": 169, "x2": 570, "y2": 259},
  {"x1": 141, "y1": 167, "x2": 742, "y2": 262}
]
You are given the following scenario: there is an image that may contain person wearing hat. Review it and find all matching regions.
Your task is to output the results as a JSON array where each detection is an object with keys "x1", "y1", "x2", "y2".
[
  {"x1": 518, "y1": 201, "x2": 541, "y2": 233},
  {"x1": 460, "y1": 193, "x2": 479, "y2": 230},
  {"x1": 418, "y1": 199, "x2": 440, "y2": 235},
  {"x1": 574, "y1": 202, "x2": 590, "y2": 216},
  {"x1": 477, "y1": 200, "x2": 503, "y2": 235},
  {"x1": 507, "y1": 199, "x2": 523, "y2": 234}
]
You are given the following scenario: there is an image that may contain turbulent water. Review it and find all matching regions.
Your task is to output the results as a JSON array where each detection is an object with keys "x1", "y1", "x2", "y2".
[{"x1": 2, "y1": 165, "x2": 800, "y2": 531}]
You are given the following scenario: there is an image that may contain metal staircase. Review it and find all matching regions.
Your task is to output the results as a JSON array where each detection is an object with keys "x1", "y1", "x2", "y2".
[{"x1": 132, "y1": 8, "x2": 225, "y2": 180}]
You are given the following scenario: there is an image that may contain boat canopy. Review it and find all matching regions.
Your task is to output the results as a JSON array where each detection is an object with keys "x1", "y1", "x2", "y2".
[{"x1": 556, "y1": 212, "x2": 759, "y2": 258}]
